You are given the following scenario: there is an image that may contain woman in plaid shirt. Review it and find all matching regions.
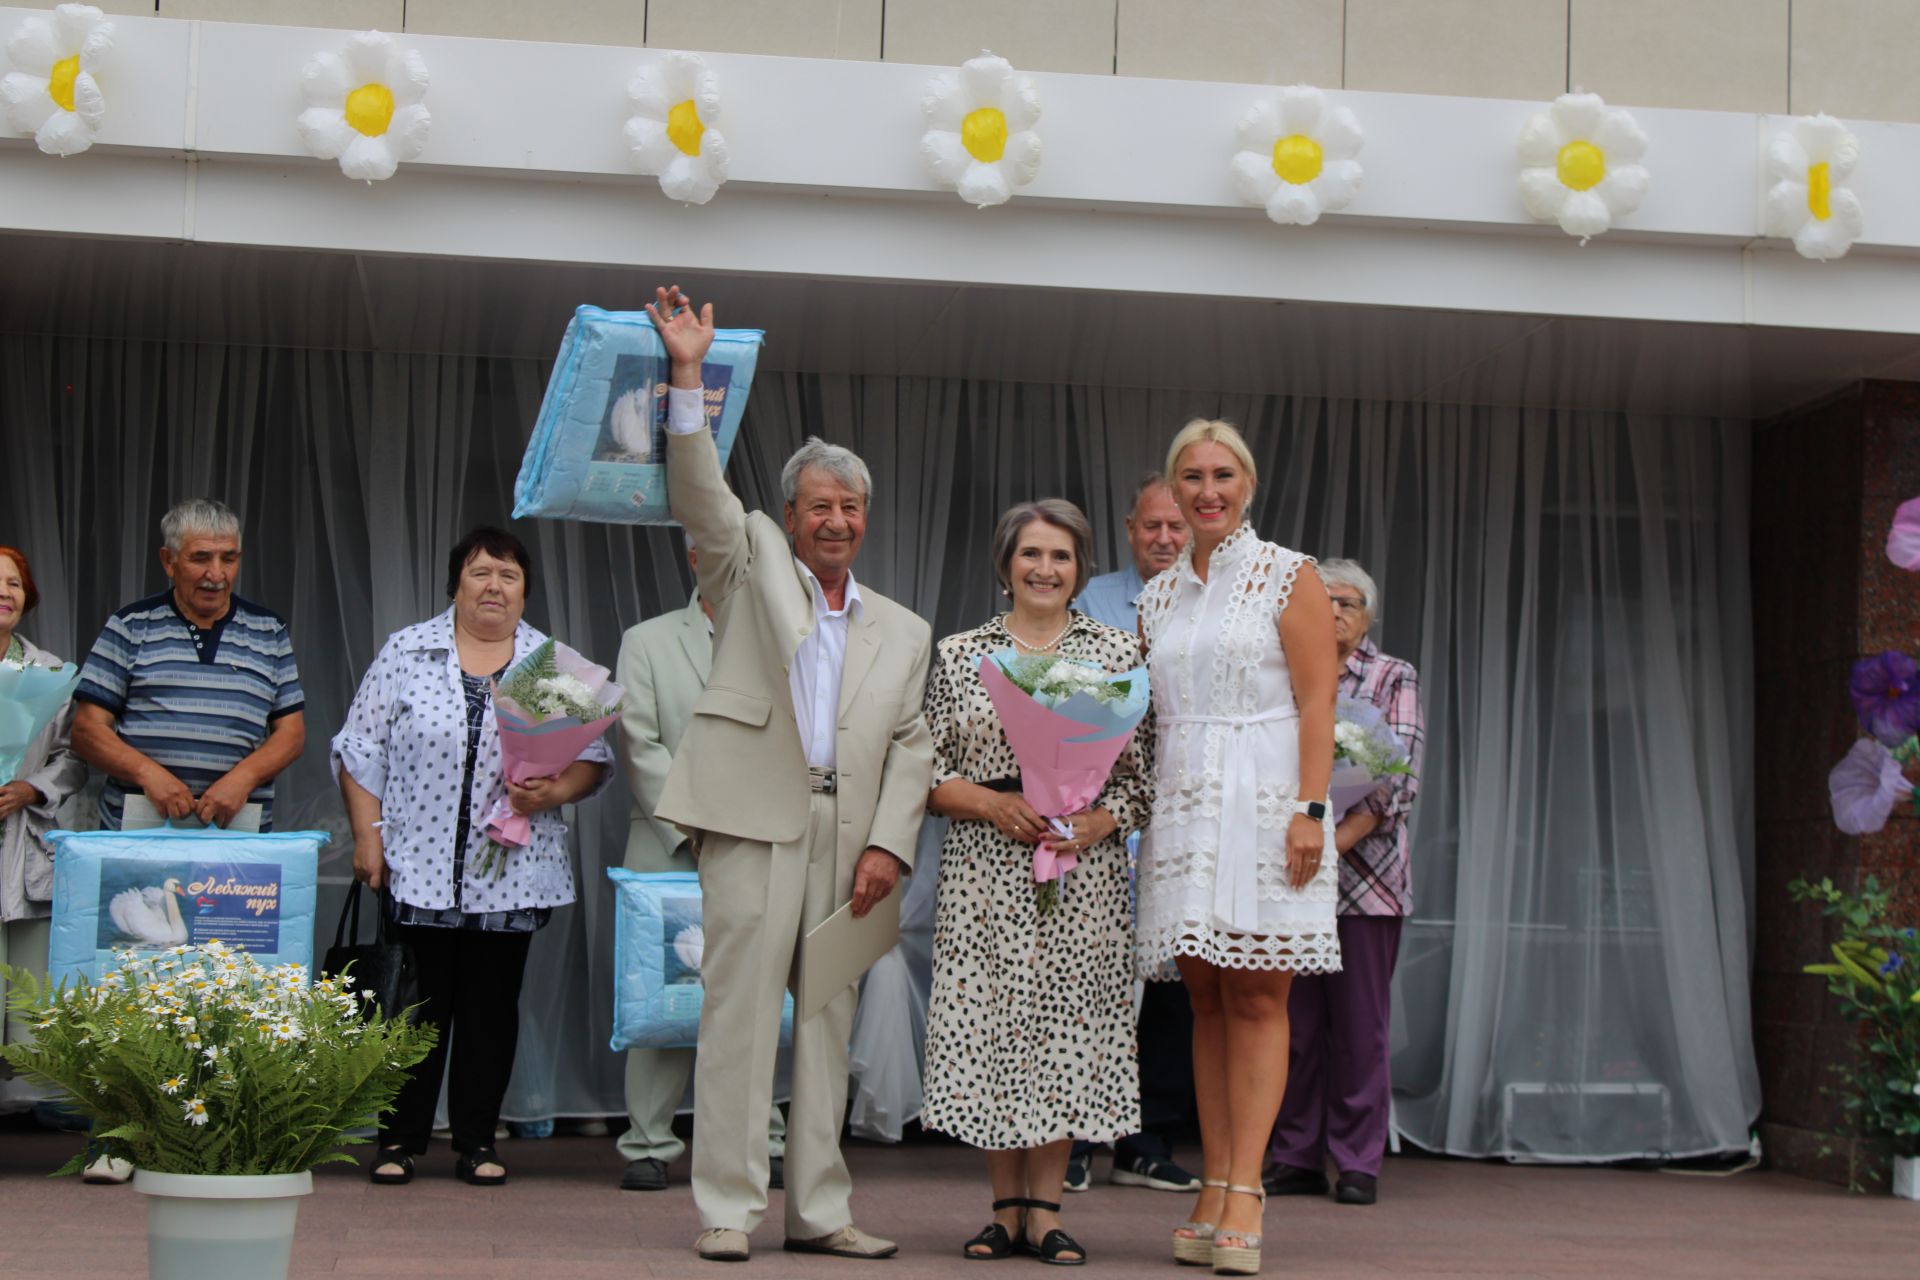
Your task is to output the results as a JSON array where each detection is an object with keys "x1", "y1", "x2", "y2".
[{"x1": 1265, "y1": 559, "x2": 1424, "y2": 1206}]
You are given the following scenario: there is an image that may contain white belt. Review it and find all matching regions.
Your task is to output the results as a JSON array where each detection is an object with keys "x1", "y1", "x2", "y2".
[{"x1": 1162, "y1": 706, "x2": 1297, "y2": 933}]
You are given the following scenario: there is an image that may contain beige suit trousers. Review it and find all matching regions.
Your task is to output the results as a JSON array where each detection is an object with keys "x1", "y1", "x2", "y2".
[{"x1": 693, "y1": 791, "x2": 858, "y2": 1237}]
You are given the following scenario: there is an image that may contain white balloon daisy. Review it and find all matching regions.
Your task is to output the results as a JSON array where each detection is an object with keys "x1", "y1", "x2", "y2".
[
  {"x1": 920, "y1": 52, "x2": 1041, "y2": 208},
  {"x1": 296, "y1": 30, "x2": 430, "y2": 183},
  {"x1": 0, "y1": 3, "x2": 112, "y2": 157},
  {"x1": 1229, "y1": 85, "x2": 1364, "y2": 227},
  {"x1": 1764, "y1": 114, "x2": 1864, "y2": 262},
  {"x1": 1516, "y1": 92, "x2": 1650, "y2": 241},
  {"x1": 625, "y1": 51, "x2": 727, "y2": 205}
]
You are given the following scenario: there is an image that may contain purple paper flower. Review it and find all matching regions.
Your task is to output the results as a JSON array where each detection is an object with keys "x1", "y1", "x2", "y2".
[
  {"x1": 1848, "y1": 651, "x2": 1920, "y2": 745},
  {"x1": 1829, "y1": 737, "x2": 1912, "y2": 835},
  {"x1": 1889, "y1": 496, "x2": 1920, "y2": 572}
]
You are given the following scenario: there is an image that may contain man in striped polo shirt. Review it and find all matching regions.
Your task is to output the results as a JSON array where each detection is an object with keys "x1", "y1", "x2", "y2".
[{"x1": 72, "y1": 498, "x2": 306, "y2": 833}]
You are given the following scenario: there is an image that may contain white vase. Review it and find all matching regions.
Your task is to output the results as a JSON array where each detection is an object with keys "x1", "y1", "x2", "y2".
[
  {"x1": 133, "y1": 1170, "x2": 312, "y2": 1280},
  {"x1": 1895, "y1": 1155, "x2": 1920, "y2": 1201}
]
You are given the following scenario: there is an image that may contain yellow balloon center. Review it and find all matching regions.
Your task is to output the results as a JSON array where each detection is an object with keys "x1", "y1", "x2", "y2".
[
  {"x1": 1807, "y1": 161, "x2": 1832, "y2": 222},
  {"x1": 1556, "y1": 140, "x2": 1606, "y2": 192},
  {"x1": 1271, "y1": 134, "x2": 1324, "y2": 186},
  {"x1": 667, "y1": 99, "x2": 704, "y2": 157},
  {"x1": 962, "y1": 107, "x2": 1008, "y2": 164},
  {"x1": 48, "y1": 54, "x2": 78, "y2": 113},
  {"x1": 344, "y1": 83, "x2": 395, "y2": 137}
]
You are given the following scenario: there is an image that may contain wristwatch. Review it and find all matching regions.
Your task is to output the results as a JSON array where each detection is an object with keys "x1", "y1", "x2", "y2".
[{"x1": 1290, "y1": 798, "x2": 1328, "y2": 821}]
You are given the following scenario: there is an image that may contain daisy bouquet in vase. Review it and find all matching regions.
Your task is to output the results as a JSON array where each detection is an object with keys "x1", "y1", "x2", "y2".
[
  {"x1": 977, "y1": 651, "x2": 1149, "y2": 914},
  {"x1": 1329, "y1": 693, "x2": 1414, "y2": 816},
  {"x1": 0, "y1": 649, "x2": 80, "y2": 784},
  {"x1": 474, "y1": 639, "x2": 623, "y2": 879}
]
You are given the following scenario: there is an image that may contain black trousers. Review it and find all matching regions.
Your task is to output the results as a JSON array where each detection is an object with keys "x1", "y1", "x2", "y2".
[
  {"x1": 1132, "y1": 974, "x2": 1198, "y2": 1151},
  {"x1": 379, "y1": 925, "x2": 534, "y2": 1155},
  {"x1": 1077, "y1": 975, "x2": 1198, "y2": 1161}
]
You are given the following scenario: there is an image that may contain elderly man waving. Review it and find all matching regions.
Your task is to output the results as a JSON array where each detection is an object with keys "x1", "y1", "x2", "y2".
[{"x1": 647, "y1": 286, "x2": 934, "y2": 1264}]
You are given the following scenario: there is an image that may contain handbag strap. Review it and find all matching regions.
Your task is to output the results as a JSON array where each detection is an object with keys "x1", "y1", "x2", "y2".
[{"x1": 333, "y1": 880, "x2": 364, "y2": 949}]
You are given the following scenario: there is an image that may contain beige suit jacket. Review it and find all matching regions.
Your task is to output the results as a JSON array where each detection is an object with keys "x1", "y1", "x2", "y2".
[
  {"x1": 615, "y1": 593, "x2": 711, "y2": 873},
  {"x1": 654, "y1": 426, "x2": 934, "y2": 870}
]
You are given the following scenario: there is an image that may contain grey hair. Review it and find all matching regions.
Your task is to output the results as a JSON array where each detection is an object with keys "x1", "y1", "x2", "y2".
[
  {"x1": 990, "y1": 499, "x2": 1097, "y2": 601},
  {"x1": 160, "y1": 498, "x2": 242, "y2": 553},
  {"x1": 1319, "y1": 558, "x2": 1379, "y2": 619},
  {"x1": 1131, "y1": 470, "x2": 1172, "y2": 510},
  {"x1": 781, "y1": 437, "x2": 872, "y2": 506}
]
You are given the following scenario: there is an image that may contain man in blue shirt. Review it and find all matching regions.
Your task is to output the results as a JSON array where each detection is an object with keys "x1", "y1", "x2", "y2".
[
  {"x1": 72, "y1": 498, "x2": 305, "y2": 832},
  {"x1": 1076, "y1": 473, "x2": 1189, "y2": 635},
  {"x1": 1069, "y1": 473, "x2": 1198, "y2": 1194}
]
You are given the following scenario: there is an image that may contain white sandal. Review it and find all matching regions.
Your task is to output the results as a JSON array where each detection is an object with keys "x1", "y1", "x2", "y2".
[
  {"x1": 1211, "y1": 1184, "x2": 1266, "y2": 1276},
  {"x1": 1173, "y1": 1178, "x2": 1228, "y2": 1266}
]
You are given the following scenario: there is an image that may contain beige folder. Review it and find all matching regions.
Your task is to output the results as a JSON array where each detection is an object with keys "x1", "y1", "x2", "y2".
[{"x1": 794, "y1": 890, "x2": 901, "y2": 1022}]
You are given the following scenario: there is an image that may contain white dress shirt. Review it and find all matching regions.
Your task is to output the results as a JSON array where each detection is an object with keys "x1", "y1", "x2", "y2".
[{"x1": 667, "y1": 385, "x2": 861, "y2": 770}]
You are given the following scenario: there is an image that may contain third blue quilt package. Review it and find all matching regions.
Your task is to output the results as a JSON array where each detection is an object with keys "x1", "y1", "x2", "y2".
[
  {"x1": 47, "y1": 827, "x2": 324, "y2": 988},
  {"x1": 608, "y1": 868, "x2": 794, "y2": 1050},
  {"x1": 512, "y1": 305, "x2": 765, "y2": 525}
]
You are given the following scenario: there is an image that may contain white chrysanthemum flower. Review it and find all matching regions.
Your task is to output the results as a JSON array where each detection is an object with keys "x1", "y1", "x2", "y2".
[
  {"x1": 182, "y1": 1097, "x2": 209, "y2": 1126},
  {"x1": 160, "y1": 1075, "x2": 185, "y2": 1096},
  {"x1": 1516, "y1": 92, "x2": 1649, "y2": 241},
  {"x1": 0, "y1": 3, "x2": 111, "y2": 157},
  {"x1": 1764, "y1": 114, "x2": 1863, "y2": 262},
  {"x1": 536, "y1": 673, "x2": 599, "y2": 706},
  {"x1": 1229, "y1": 86, "x2": 1364, "y2": 227},
  {"x1": 625, "y1": 50, "x2": 727, "y2": 205},
  {"x1": 296, "y1": 29, "x2": 430, "y2": 183},
  {"x1": 920, "y1": 52, "x2": 1041, "y2": 208}
]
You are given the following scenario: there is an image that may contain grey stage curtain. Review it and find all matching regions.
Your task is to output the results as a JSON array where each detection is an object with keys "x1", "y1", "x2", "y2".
[{"x1": 1, "y1": 336, "x2": 1758, "y2": 1158}]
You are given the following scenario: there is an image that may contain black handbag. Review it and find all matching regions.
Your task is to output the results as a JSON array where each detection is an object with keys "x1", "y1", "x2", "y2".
[{"x1": 321, "y1": 882, "x2": 420, "y2": 1023}]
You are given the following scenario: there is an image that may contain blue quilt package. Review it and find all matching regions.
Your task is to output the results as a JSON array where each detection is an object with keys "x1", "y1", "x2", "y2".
[
  {"x1": 47, "y1": 828, "x2": 324, "y2": 988},
  {"x1": 608, "y1": 868, "x2": 794, "y2": 1050},
  {"x1": 513, "y1": 305, "x2": 766, "y2": 525}
]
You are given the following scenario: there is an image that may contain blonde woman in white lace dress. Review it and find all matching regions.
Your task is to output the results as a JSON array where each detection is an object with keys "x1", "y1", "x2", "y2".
[{"x1": 1135, "y1": 419, "x2": 1341, "y2": 1276}]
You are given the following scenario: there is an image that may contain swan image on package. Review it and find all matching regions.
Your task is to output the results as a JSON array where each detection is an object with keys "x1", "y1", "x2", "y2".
[{"x1": 107, "y1": 877, "x2": 188, "y2": 946}]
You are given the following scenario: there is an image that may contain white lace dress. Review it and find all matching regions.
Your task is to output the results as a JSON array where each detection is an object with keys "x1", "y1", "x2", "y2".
[{"x1": 1135, "y1": 524, "x2": 1342, "y2": 978}]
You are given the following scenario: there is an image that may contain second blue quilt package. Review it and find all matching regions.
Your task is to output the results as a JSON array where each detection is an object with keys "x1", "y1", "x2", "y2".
[{"x1": 513, "y1": 305, "x2": 765, "y2": 525}]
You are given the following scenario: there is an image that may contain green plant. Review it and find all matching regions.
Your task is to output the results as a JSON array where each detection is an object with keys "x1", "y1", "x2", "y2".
[
  {"x1": 1789, "y1": 876, "x2": 1920, "y2": 1159},
  {"x1": 1, "y1": 941, "x2": 435, "y2": 1175}
]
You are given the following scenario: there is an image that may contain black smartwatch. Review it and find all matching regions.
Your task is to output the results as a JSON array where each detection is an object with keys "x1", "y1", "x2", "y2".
[{"x1": 1292, "y1": 799, "x2": 1328, "y2": 821}]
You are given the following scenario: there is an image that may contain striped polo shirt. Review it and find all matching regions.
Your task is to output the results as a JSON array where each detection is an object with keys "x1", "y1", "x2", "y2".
[{"x1": 75, "y1": 591, "x2": 304, "y2": 830}]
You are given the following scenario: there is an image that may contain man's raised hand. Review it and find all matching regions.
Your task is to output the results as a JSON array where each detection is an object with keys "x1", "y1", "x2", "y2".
[{"x1": 645, "y1": 284, "x2": 715, "y2": 389}]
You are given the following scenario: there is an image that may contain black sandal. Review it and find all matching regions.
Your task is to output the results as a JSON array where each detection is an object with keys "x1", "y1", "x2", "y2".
[
  {"x1": 455, "y1": 1145, "x2": 507, "y2": 1186},
  {"x1": 963, "y1": 1198, "x2": 1030, "y2": 1260},
  {"x1": 1022, "y1": 1199, "x2": 1087, "y2": 1267},
  {"x1": 368, "y1": 1145, "x2": 413, "y2": 1185}
]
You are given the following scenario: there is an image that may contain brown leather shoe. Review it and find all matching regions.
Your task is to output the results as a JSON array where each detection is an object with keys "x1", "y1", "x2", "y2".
[
  {"x1": 695, "y1": 1228, "x2": 751, "y2": 1262},
  {"x1": 783, "y1": 1225, "x2": 899, "y2": 1259}
]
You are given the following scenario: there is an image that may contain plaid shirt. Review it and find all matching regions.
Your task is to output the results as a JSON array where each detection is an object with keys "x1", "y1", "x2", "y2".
[{"x1": 1337, "y1": 639, "x2": 1424, "y2": 917}]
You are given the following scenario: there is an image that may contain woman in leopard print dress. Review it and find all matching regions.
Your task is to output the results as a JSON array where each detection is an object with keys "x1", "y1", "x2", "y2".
[{"x1": 921, "y1": 500, "x2": 1153, "y2": 1265}]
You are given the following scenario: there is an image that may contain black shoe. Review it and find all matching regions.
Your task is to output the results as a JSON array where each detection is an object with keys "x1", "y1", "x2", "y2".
[
  {"x1": 1063, "y1": 1153, "x2": 1090, "y2": 1193},
  {"x1": 621, "y1": 1157, "x2": 668, "y2": 1191},
  {"x1": 455, "y1": 1145, "x2": 507, "y2": 1186},
  {"x1": 1262, "y1": 1164, "x2": 1330, "y2": 1196},
  {"x1": 1335, "y1": 1171, "x2": 1377, "y2": 1205},
  {"x1": 1109, "y1": 1152, "x2": 1201, "y2": 1192},
  {"x1": 769, "y1": 1155, "x2": 784, "y2": 1190}
]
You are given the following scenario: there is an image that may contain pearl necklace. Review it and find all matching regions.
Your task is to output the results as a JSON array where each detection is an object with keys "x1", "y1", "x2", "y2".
[{"x1": 1003, "y1": 613, "x2": 1072, "y2": 653}]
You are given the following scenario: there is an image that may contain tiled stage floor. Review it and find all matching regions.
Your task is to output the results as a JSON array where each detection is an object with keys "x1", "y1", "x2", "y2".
[{"x1": 1, "y1": 1129, "x2": 1911, "y2": 1277}]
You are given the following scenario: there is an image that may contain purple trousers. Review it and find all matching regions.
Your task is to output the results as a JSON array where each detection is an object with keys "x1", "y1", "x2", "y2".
[{"x1": 1269, "y1": 915, "x2": 1403, "y2": 1177}]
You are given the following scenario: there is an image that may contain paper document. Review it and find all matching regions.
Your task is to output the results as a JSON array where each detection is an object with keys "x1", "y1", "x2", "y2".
[
  {"x1": 122, "y1": 795, "x2": 263, "y2": 833},
  {"x1": 795, "y1": 890, "x2": 901, "y2": 1022}
]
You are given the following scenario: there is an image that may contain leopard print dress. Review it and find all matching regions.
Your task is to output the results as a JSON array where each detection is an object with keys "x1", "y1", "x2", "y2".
[{"x1": 919, "y1": 613, "x2": 1153, "y2": 1149}]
